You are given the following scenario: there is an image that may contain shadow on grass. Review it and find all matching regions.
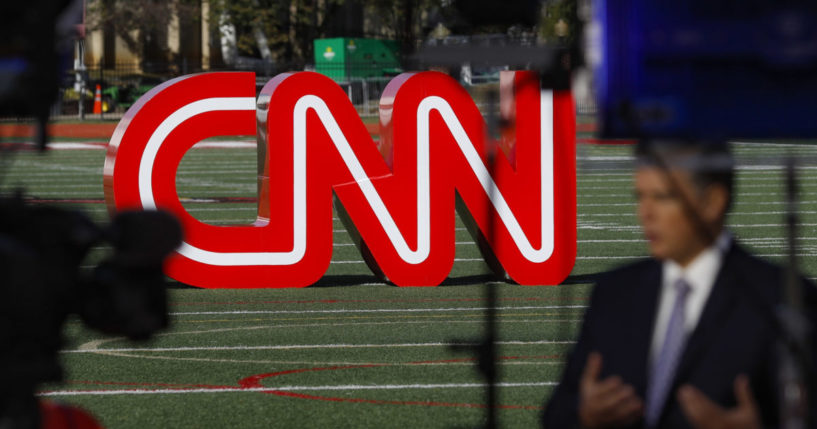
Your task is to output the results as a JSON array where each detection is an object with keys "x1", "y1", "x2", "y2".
[
  {"x1": 311, "y1": 274, "x2": 506, "y2": 287},
  {"x1": 165, "y1": 272, "x2": 607, "y2": 289},
  {"x1": 561, "y1": 272, "x2": 603, "y2": 285}
]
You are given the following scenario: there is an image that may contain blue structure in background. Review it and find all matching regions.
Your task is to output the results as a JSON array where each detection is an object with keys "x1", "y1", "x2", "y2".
[{"x1": 595, "y1": 0, "x2": 817, "y2": 139}]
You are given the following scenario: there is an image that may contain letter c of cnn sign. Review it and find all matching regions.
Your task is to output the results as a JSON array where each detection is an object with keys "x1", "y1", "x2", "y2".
[{"x1": 104, "y1": 71, "x2": 575, "y2": 288}]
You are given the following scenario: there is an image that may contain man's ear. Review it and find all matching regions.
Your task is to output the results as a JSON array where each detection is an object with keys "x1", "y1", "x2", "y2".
[{"x1": 702, "y1": 184, "x2": 729, "y2": 224}]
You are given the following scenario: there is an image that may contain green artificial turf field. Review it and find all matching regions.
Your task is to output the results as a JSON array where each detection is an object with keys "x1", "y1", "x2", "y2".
[{"x1": 4, "y1": 138, "x2": 817, "y2": 428}]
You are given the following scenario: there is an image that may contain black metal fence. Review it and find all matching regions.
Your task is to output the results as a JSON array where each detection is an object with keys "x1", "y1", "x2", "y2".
[{"x1": 40, "y1": 59, "x2": 595, "y2": 122}]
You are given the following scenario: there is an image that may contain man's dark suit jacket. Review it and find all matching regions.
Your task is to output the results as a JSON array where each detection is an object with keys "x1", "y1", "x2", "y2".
[{"x1": 542, "y1": 243, "x2": 817, "y2": 428}]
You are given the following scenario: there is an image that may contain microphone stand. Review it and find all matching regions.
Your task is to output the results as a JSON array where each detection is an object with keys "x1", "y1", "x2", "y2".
[
  {"x1": 778, "y1": 155, "x2": 812, "y2": 429},
  {"x1": 449, "y1": 89, "x2": 501, "y2": 429}
]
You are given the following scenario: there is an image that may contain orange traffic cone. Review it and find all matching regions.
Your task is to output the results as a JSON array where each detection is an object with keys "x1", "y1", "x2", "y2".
[{"x1": 93, "y1": 84, "x2": 102, "y2": 114}]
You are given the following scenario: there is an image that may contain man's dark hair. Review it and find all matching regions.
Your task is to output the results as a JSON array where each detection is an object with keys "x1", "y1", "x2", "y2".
[{"x1": 635, "y1": 139, "x2": 735, "y2": 213}]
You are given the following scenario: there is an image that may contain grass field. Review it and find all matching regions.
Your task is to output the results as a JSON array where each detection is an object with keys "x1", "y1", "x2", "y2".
[{"x1": 4, "y1": 137, "x2": 817, "y2": 428}]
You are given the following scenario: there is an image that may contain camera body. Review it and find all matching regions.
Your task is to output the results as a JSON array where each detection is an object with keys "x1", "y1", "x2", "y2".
[{"x1": 0, "y1": 194, "x2": 181, "y2": 428}]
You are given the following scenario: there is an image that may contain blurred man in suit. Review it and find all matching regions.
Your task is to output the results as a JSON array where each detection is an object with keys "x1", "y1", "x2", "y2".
[{"x1": 543, "y1": 141, "x2": 815, "y2": 428}]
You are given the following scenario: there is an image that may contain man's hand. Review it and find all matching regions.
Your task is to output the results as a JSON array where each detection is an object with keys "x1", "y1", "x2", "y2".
[
  {"x1": 677, "y1": 374, "x2": 761, "y2": 429},
  {"x1": 578, "y1": 352, "x2": 644, "y2": 428}
]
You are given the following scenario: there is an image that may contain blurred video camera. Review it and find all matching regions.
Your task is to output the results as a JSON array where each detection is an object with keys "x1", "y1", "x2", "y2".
[
  {"x1": 0, "y1": 1, "x2": 182, "y2": 428},
  {"x1": 0, "y1": 197, "x2": 181, "y2": 428}
]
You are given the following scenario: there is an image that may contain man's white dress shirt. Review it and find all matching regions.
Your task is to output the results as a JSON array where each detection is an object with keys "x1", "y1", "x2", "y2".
[{"x1": 649, "y1": 231, "x2": 732, "y2": 363}]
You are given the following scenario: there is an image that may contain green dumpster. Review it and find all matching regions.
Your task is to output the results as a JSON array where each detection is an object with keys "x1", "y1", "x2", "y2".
[{"x1": 314, "y1": 38, "x2": 401, "y2": 81}]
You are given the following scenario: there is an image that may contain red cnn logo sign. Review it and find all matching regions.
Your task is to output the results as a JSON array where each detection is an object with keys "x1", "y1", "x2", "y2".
[{"x1": 104, "y1": 71, "x2": 575, "y2": 288}]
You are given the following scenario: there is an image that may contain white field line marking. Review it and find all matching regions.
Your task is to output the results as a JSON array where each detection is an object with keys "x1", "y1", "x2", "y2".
[
  {"x1": 577, "y1": 155, "x2": 633, "y2": 161},
  {"x1": 741, "y1": 237, "x2": 817, "y2": 242},
  {"x1": 62, "y1": 353, "x2": 567, "y2": 367},
  {"x1": 82, "y1": 312, "x2": 581, "y2": 345},
  {"x1": 173, "y1": 207, "x2": 802, "y2": 219},
  {"x1": 578, "y1": 238, "x2": 817, "y2": 245},
  {"x1": 577, "y1": 253, "x2": 817, "y2": 259},
  {"x1": 577, "y1": 168, "x2": 817, "y2": 179},
  {"x1": 14, "y1": 184, "x2": 102, "y2": 189},
  {"x1": 731, "y1": 141, "x2": 817, "y2": 148},
  {"x1": 358, "y1": 247, "x2": 816, "y2": 259},
  {"x1": 19, "y1": 141, "x2": 257, "y2": 151},
  {"x1": 578, "y1": 191, "x2": 817, "y2": 199},
  {"x1": 330, "y1": 258, "x2": 487, "y2": 264},
  {"x1": 332, "y1": 228, "x2": 468, "y2": 233},
  {"x1": 74, "y1": 259, "x2": 476, "y2": 269},
  {"x1": 83, "y1": 251, "x2": 811, "y2": 270},
  {"x1": 579, "y1": 183, "x2": 806, "y2": 190},
  {"x1": 735, "y1": 165, "x2": 817, "y2": 171},
  {"x1": 8, "y1": 162, "x2": 100, "y2": 174},
  {"x1": 579, "y1": 201, "x2": 817, "y2": 207},
  {"x1": 333, "y1": 241, "x2": 478, "y2": 247},
  {"x1": 175, "y1": 168, "x2": 255, "y2": 173},
  {"x1": 168, "y1": 306, "x2": 587, "y2": 316},
  {"x1": 191, "y1": 141, "x2": 255, "y2": 149},
  {"x1": 581, "y1": 211, "x2": 817, "y2": 217},
  {"x1": 14, "y1": 169, "x2": 246, "y2": 179},
  {"x1": 74, "y1": 321, "x2": 580, "y2": 352},
  {"x1": 176, "y1": 178, "x2": 254, "y2": 191},
  {"x1": 13, "y1": 192, "x2": 102, "y2": 197},
  {"x1": 337, "y1": 256, "x2": 633, "y2": 262},
  {"x1": 734, "y1": 245, "x2": 817, "y2": 250},
  {"x1": 725, "y1": 223, "x2": 817, "y2": 228},
  {"x1": 82, "y1": 247, "x2": 805, "y2": 268},
  {"x1": 39, "y1": 382, "x2": 558, "y2": 397},
  {"x1": 333, "y1": 251, "x2": 814, "y2": 264},
  {"x1": 577, "y1": 222, "x2": 817, "y2": 229},
  {"x1": 577, "y1": 256, "x2": 645, "y2": 260},
  {"x1": 12, "y1": 179, "x2": 103, "y2": 185},
  {"x1": 579, "y1": 201, "x2": 817, "y2": 208},
  {"x1": 36, "y1": 142, "x2": 107, "y2": 150},
  {"x1": 70, "y1": 320, "x2": 578, "y2": 366},
  {"x1": 79, "y1": 241, "x2": 481, "y2": 252},
  {"x1": 575, "y1": 179, "x2": 817, "y2": 188},
  {"x1": 64, "y1": 340, "x2": 576, "y2": 354},
  {"x1": 72, "y1": 329, "x2": 575, "y2": 364},
  {"x1": 577, "y1": 239, "x2": 643, "y2": 243}
]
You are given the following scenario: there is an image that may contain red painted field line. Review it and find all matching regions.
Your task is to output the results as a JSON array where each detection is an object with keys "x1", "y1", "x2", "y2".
[
  {"x1": 0, "y1": 123, "x2": 117, "y2": 139},
  {"x1": 237, "y1": 356, "x2": 551, "y2": 410},
  {"x1": 47, "y1": 356, "x2": 556, "y2": 407},
  {"x1": 238, "y1": 364, "x2": 386, "y2": 388}
]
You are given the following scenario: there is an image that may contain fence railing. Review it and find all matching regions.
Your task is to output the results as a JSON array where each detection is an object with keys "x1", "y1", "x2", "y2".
[{"x1": 9, "y1": 60, "x2": 597, "y2": 123}]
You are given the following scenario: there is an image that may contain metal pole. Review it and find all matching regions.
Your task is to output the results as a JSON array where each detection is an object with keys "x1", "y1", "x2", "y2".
[
  {"x1": 779, "y1": 155, "x2": 811, "y2": 429},
  {"x1": 75, "y1": 39, "x2": 86, "y2": 121},
  {"x1": 481, "y1": 89, "x2": 500, "y2": 429},
  {"x1": 362, "y1": 78, "x2": 369, "y2": 115},
  {"x1": 99, "y1": 55, "x2": 104, "y2": 119}
]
